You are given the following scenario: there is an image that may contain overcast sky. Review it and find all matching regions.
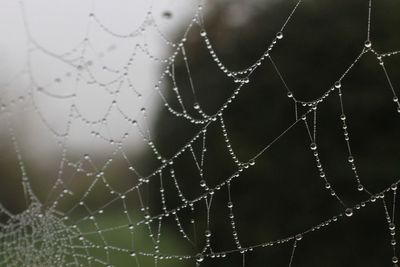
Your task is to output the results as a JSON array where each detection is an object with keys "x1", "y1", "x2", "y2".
[{"x1": 0, "y1": 0, "x2": 199, "y2": 163}]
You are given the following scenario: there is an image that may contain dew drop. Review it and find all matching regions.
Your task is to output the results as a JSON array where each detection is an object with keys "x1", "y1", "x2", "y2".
[
  {"x1": 347, "y1": 156, "x2": 354, "y2": 163},
  {"x1": 276, "y1": 32, "x2": 283, "y2": 40},
  {"x1": 345, "y1": 208, "x2": 353, "y2": 217},
  {"x1": 310, "y1": 143, "x2": 317, "y2": 151},
  {"x1": 205, "y1": 230, "x2": 211, "y2": 238},
  {"x1": 195, "y1": 253, "x2": 204, "y2": 263},
  {"x1": 295, "y1": 234, "x2": 303, "y2": 241}
]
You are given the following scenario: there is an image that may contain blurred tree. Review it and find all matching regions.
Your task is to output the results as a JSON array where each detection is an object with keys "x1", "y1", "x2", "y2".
[{"x1": 153, "y1": 0, "x2": 400, "y2": 266}]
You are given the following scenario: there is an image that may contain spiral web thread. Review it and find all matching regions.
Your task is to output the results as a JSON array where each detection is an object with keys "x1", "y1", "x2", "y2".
[{"x1": 1, "y1": 0, "x2": 400, "y2": 266}]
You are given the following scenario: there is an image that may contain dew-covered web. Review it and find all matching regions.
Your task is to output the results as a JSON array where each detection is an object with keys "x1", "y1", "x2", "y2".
[{"x1": 1, "y1": 0, "x2": 400, "y2": 266}]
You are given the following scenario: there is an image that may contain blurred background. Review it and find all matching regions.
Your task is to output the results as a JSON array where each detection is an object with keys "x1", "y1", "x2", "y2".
[{"x1": 1, "y1": 0, "x2": 400, "y2": 266}]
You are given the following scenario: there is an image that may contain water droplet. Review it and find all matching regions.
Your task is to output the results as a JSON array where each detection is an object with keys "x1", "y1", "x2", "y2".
[
  {"x1": 393, "y1": 256, "x2": 398, "y2": 264},
  {"x1": 227, "y1": 202, "x2": 233, "y2": 208},
  {"x1": 241, "y1": 77, "x2": 249, "y2": 83},
  {"x1": 193, "y1": 102, "x2": 200, "y2": 110},
  {"x1": 287, "y1": 91, "x2": 293, "y2": 98},
  {"x1": 310, "y1": 143, "x2": 317, "y2": 151},
  {"x1": 130, "y1": 250, "x2": 136, "y2": 257},
  {"x1": 357, "y1": 184, "x2": 364, "y2": 191},
  {"x1": 200, "y1": 30, "x2": 207, "y2": 37},
  {"x1": 345, "y1": 208, "x2": 353, "y2": 217},
  {"x1": 364, "y1": 40, "x2": 372, "y2": 48},
  {"x1": 389, "y1": 223, "x2": 396, "y2": 230},
  {"x1": 205, "y1": 230, "x2": 211, "y2": 238},
  {"x1": 340, "y1": 114, "x2": 346, "y2": 121},
  {"x1": 295, "y1": 234, "x2": 303, "y2": 241},
  {"x1": 276, "y1": 32, "x2": 283, "y2": 40},
  {"x1": 334, "y1": 81, "x2": 341, "y2": 89},
  {"x1": 348, "y1": 156, "x2": 354, "y2": 163},
  {"x1": 195, "y1": 253, "x2": 204, "y2": 263}
]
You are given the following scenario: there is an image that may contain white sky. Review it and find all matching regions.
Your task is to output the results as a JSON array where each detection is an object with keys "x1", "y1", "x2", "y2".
[{"x1": 0, "y1": 0, "x2": 199, "y2": 162}]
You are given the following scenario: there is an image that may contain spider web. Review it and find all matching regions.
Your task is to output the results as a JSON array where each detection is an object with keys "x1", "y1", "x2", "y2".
[{"x1": 0, "y1": 0, "x2": 400, "y2": 266}]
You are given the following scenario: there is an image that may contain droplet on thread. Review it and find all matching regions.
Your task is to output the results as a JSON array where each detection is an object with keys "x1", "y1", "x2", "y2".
[
  {"x1": 295, "y1": 234, "x2": 303, "y2": 241},
  {"x1": 310, "y1": 143, "x2": 317, "y2": 151},
  {"x1": 345, "y1": 208, "x2": 353, "y2": 217},
  {"x1": 195, "y1": 253, "x2": 204, "y2": 263},
  {"x1": 348, "y1": 156, "x2": 354, "y2": 163}
]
